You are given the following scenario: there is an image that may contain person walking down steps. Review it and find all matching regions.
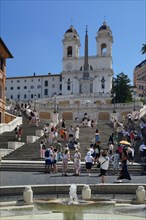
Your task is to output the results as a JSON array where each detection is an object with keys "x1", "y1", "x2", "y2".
[
  {"x1": 14, "y1": 125, "x2": 19, "y2": 139},
  {"x1": 116, "y1": 148, "x2": 132, "y2": 183}
]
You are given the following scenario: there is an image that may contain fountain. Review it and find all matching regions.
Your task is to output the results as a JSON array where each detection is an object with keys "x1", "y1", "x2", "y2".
[
  {"x1": 34, "y1": 184, "x2": 116, "y2": 220},
  {"x1": 0, "y1": 184, "x2": 146, "y2": 220},
  {"x1": 69, "y1": 184, "x2": 78, "y2": 203}
]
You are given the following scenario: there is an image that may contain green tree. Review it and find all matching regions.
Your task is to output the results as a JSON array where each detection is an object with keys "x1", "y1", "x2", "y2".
[
  {"x1": 112, "y1": 72, "x2": 132, "y2": 103},
  {"x1": 141, "y1": 43, "x2": 146, "y2": 54}
]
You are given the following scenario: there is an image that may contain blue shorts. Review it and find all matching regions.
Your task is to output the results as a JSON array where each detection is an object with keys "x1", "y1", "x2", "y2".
[
  {"x1": 86, "y1": 162, "x2": 93, "y2": 169},
  {"x1": 53, "y1": 159, "x2": 57, "y2": 164},
  {"x1": 45, "y1": 159, "x2": 52, "y2": 166}
]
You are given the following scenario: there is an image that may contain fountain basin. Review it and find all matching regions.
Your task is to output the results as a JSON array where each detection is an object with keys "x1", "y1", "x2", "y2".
[{"x1": 0, "y1": 198, "x2": 145, "y2": 220}]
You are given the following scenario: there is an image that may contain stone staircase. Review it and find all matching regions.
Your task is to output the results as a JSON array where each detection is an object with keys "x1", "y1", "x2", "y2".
[
  {"x1": 0, "y1": 113, "x2": 46, "y2": 160},
  {"x1": 0, "y1": 116, "x2": 143, "y2": 161},
  {"x1": 0, "y1": 113, "x2": 144, "y2": 174}
]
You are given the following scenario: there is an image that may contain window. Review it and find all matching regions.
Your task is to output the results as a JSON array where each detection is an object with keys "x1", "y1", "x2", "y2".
[
  {"x1": 24, "y1": 86, "x2": 27, "y2": 89},
  {"x1": 31, "y1": 94, "x2": 33, "y2": 99},
  {"x1": 80, "y1": 66, "x2": 83, "y2": 71},
  {"x1": 90, "y1": 65, "x2": 93, "y2": 70},
  {"x1": 10, "y1": 87, "x2": 13, "y2": 90},
  {"x1": 24, "y1": 94, "x2": 27, "y2": 99},
  {"x1": 24, "y1": 80, "x2": 27, "y2": 82},
  {"x1": 17, "y1": 94, "x2": 20, "y2": 100},
  {"x1": 17, "y1": 87, "x2": 20, "y2": 90},
  {"x1": 31, "y1": 79, "x2": 33, "y2": 82},
  {"x1": 11, "y1": 80, "x2": 13, "y2": 83},
  {"x1": 67, "y1": 79, "x2": 71, "y2": 90},
  {"x1": 30, "y1": 85, "x2": 34, "y2": 89},
  {"x1": 139, "y1": 85, "x2": 144, "y2": 90},
  {"x1": 52, "y1": 78, "x2": 55, "y2": 81},
  {"x1": 17, "y1": 80, "x2": 20, "y2": 83},
  {"x1": 101, "y1": 77, "x2": 105, "y2": 93},
  {"x1": 37, "y1": 85, "x2": 41, "y2": 89},
  {"x1": 11, "y1": 95, "x2": 13, "y2": 99},
  {"x1": 67, "y1": 46, "x2": 72, "y2": 57},
  {"x1": 101, "y1": 43, "x2": 107, "y2": 55},
  {"x1": 44, "y1": 89, "x2": 48, "y2": 95},
  {"x1": 38, "y1": 94, "x2": 40, "y2": 98},
  {"x1": 44, "y1": 81, "x2": 48, "y2": 87},
  {"x1": 52, "y1": 84, "x2": 55, "y2": 88},
  {"x1": 60, "y1": 75, "x2": 62, "y2": 82},
  {"x1": 60, "y1": 84, "x2": 62, "y2": 90},
  {"x1": 38, "y1": 79, "x2": 40, "y2": 81}
]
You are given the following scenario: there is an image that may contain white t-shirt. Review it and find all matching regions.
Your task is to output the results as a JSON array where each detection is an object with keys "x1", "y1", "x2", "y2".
[
  {"x1": 99, "y1": 156, "x2": 109, "y2": 170},
  {"x1": 139, "y1": 143, "x2": 146, "y2": 152},
  {"x1": 84, "y1": 153, "x2": 94, "y2": 163}
]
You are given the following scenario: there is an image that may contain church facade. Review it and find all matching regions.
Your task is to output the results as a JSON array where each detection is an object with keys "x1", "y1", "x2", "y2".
[
  {"x1": 6, "y1": 22, "x2": 114, "y2": 102},
  {"x1": 61, "y1": 22, "x2": 113, "y2": 96}
]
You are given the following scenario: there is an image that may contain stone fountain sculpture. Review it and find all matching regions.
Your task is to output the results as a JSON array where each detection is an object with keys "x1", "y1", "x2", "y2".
[{"x1": 69, "y1": 184, "x2": 78, "y2": 204}]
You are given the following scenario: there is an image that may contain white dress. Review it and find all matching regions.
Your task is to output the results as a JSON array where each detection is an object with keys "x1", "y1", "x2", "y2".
[{"x1": 75, "y1": 127, "x2": 80, "y2": 140}]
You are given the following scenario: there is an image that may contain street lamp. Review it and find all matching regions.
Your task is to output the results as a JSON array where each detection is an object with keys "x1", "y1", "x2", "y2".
[
  {"x1": 101, "y1": 77, "x2": 105, "y2": 93},
  {"x1": 28, "y1": 91, "x2": 30, "y2": 103},
  {"x1": 53, "y1": 94, "x2": 58, "y2": 113},
  {"x1": 113, "y1": 92, "x2": 116, "y2": 113},
  {"x1": 34, "y1": 94, "x2": 36, "y2": 111}
]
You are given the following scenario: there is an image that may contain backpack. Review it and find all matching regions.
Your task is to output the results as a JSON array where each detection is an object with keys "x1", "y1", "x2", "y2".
[{"x1": 45, "y1": 149, "x2": 50, "y2": 157}]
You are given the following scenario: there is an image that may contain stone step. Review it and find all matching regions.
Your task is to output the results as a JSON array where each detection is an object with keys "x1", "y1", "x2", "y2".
[
  {"x1": 0, "y1": 114, "x2": 143, "y2": 163},
  {"x1": 0, "y1": 161, "x2": 145, "y2": 174}
]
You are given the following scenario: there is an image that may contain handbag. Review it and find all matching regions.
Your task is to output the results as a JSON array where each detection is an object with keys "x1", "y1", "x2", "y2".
[
  {"x1": 97, "y1": 159, "x2": 107, "y2": 168},
  {"x1": 97, "y1": 163, "x2": 100, "y2": 168}
]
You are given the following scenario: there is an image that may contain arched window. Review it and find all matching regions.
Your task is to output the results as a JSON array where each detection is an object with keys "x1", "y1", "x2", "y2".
[
  {"x1": 90, "y1": 65, "x2": 93, "y2": 70},
  {"x1": 101, "y1": 77, "x2": 105, "y2": 93},
  {"x1": 67, "y1": 79, "x2": 71, "y2": 90},
  {"x1": 67, "y1": 46, "x2": 72, "y2": 57},
  {"x1": 101, "y1": 43, "x2": 107, "y2": 55}
]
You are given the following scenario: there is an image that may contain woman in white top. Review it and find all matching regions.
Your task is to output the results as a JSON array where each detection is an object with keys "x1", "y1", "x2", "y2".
[
  {"x1": 84, "y1": 152, "x2": 94, "y2": 176},
  {"x1": 75, "y1": 125, "x2": 80, "y2": 140},
  {"x1": 98, "y1": 150, "x2": 109, "y2": 184},
  {"x1": 62, "y1": 149, "x2": 70, "y2": 176},
  {"x1": 73, "y1": 149, "x2": 81, "y2": 176}
]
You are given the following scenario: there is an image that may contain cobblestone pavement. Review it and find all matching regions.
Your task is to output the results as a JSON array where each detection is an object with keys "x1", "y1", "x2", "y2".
[{"x1": 1, "y1": 171, "x2": 146, "y2": 186}]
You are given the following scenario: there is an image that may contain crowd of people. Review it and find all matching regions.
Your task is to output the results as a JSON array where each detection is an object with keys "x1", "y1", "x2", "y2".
[
  {"x1": 12, "y1": 105, "x2": 146, "y2": 184},
  {"x1": 39, "y1": 111, "x2": 146, "y2": 184}
]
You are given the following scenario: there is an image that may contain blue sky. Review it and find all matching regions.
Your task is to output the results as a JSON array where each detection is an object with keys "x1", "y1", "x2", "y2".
[{"x1": 1, "y1": 0, "x2": 145, "y2": 84}]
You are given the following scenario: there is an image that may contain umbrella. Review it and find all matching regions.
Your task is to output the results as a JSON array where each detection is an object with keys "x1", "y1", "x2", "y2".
[{"x1": 119, "y1": 140, "x2": 131, "y2": 145}]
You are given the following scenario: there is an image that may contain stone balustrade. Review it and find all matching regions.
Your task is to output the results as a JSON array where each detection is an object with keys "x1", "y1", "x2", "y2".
[
  {"x1": 35, "y1": 130, "x2": 44, "y2": 137},
  {"x1": 0, "y1": 116, "x2": 22, "y2": 134},
  {"x1": 26, "y1": 136, "x2": 40, "y2": 143},
  {"x1": 8, "y1": 141, "x2": 25, "y2": 150}
]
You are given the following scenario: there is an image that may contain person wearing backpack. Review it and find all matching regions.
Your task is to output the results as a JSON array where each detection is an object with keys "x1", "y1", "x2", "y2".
[{"x1": 44, "y1": 146, "x2": 53, "y2": 173}]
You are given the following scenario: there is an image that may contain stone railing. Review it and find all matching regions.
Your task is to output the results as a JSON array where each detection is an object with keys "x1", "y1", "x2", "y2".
[{"x1": 0, "y1": 116, "x2": 23, "y2": 134}]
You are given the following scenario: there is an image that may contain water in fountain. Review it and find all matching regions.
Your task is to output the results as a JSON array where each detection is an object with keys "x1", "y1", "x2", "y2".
[{"x1": 68, "y1": 184, "x2": 78, "y2": 205}]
